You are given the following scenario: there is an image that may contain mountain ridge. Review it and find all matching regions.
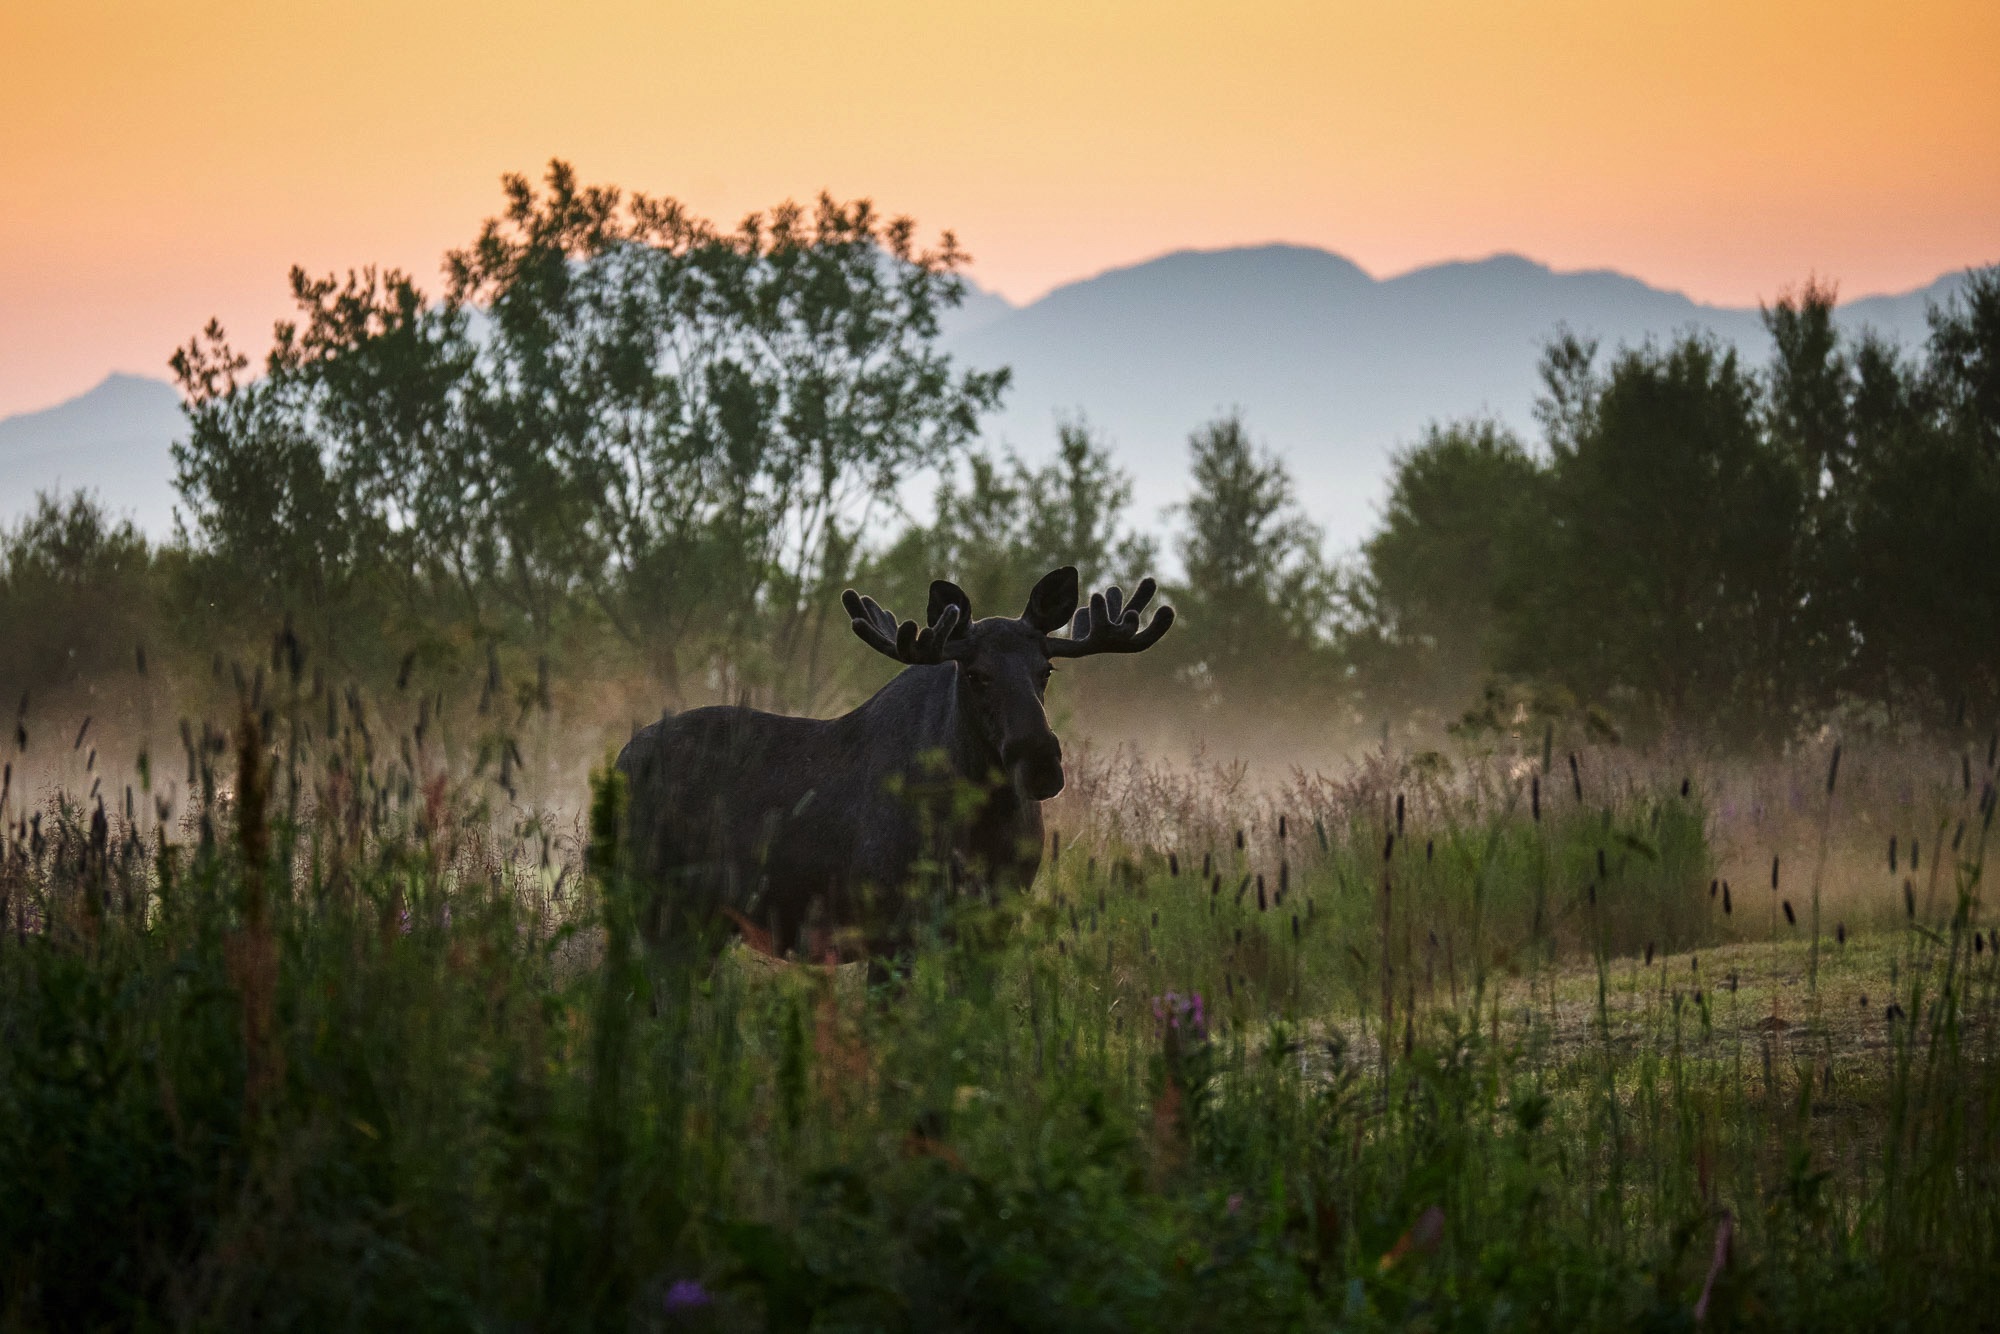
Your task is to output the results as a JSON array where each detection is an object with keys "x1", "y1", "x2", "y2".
[{"x1": 3, "y1": 248, "x2": 1983, "y2": 547}]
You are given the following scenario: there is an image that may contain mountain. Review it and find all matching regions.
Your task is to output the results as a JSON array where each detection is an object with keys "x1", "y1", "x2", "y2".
[
  {"x1": 0, "y1": 253, "x2": 1980, "y2": 548},
  {"x1": 0, "y1": 373, "x2": 185, "y2": 539},
  {"x1": 943, "y1": 248, "x2": 1977, "y2": 548}
]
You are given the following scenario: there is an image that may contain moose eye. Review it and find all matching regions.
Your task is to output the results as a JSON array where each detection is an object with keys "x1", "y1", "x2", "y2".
[{"x1": 965, "y1": 669, "x2": 990, "y2": 689}]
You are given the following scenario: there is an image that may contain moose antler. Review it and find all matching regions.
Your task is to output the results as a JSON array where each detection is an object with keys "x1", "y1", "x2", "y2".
[
  {"x1": 842, "y1": 589, "x2": 972, "y2": 665},
  {"x1": 1044, "y1": 578, "x2": 1175, "y2": 658}
]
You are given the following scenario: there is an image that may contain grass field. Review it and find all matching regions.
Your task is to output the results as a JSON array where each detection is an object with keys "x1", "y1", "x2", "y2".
[{"x1": 1, "y1": 695, "x2": 1995, "y2": 1330}]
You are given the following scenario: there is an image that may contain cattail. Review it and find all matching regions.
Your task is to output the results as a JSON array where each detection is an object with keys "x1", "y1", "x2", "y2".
[
  {"x1": 1169, "y1": 852, "x2": 1180, "y2": 877},
  {"x1": 1889, "y1": 836, "x2": 1897, "y2": 872},
  {"x1": 1836, "y1": 921, "x2": 1846, "y2": 945},
  {"x1": 1904, "y1": 879, "x2": 1915, "y2": 918},
  {"x1": 1858, "y1": 993, "x2": 1867, "y2": 1008},
  {"x1": 1383, "y1": 832, "x2": 1395, "y2": 861},
  {"x1": 1596, "y1": 848, "x2": 1607, "y2": 880},
  {"x1": 1709, "y1": 878, "x2": 1718, "y2": 898},
  {"x1": 1279, "y1": 860, "x2": 1290, "y2": 897},
  {"x1": 1235, "y1": 874, "x2": 1251, "y2": 904},
  {"x1": 74, "y1": 717, "x2": 91, "y2": 750},
  {"x1": 1087, "y1": 856, "x2": 1098, "y2": 883},
  {"x1": 1051, "y1": 831, "x2": 1062, "y2": 866},
  {"x1": 1680, "y1": 776, "x2": 1690, "y2": 798},
  {"x1": 1291, "y1": 914, "x2": 1300, "y2": 941},
  {"x1": 1542, "y1": 724, "x2": 1553, "y2": 772},
  {"x1": 1201, "y1": 850, "x2": 1212, "y2": 879},
  {"x1": 1234, "y1": 927, "x2": 1242, "y2": 948},
  {"x1": 1278, "y1": 814, "x2": 1288, "y2": 841},
  {"x1": 1226, "y1": 973, "x2": 1235, "y2": 999},
  {"x1": 1771, "y1": 856, "x2": 1780, "y2": 891},
  {"x1": 1426, "y1": 839, "x2": 1433, "y2": 861},
  {"x1": 1235, "y1": 828, "x2": 1245, "y2": 851},
  {"x1": 1826, "y1": 744, "x2": 1841, "y2": 796},
  {"x1": 1314, "y1": 817, "x2": 1329, "y2": 852},
  {"x1": 1531, "y1": 774, "x2": 1541, "y2": 822},
  {"x1": 1910, "y1": 840, "x2": 1919, "y2": 872},
  {"x1": 1723, "y1": 882, "x2": 1733, "y2": 915},
  {"x1": 1782, "y1": 900, "x2": 1795, "y2": 926},
  {"x1": 1395, "y1": 794, "x2": 1405, "y2": 836},
  {"x1": 1976, "y1": 932, "x2": 1985, "y2": 956},
  {"x1": 1886, "y1": 1003, "x2": 1905, "y2": 1023},
  {"x1": 1645, "y1": 941, "x2": 1655, "y2": 965},
  {"x1": 1210, "y1": 874, "x2": 1220, "y2": 898},
  {"x1": 1256, "y1": 874, "x2": 1266, "y2": 911},
  {"x1": 1587, "y1": 882, "x2": 1597, "y2": 906},
  {"x1": 1151, "y1": 910, "x2": 1159, "y2": 929},
  {"x1": 1569, "y1": 753, "x2": 1582, "y2": 801}
]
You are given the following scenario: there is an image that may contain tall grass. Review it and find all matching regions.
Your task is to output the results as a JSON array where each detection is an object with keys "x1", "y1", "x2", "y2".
[{"x1": 1, "y1": 683, "x2": 1995, "y2": 1330}]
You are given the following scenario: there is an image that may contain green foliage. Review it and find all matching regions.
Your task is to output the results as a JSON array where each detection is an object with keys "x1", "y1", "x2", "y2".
[
  {"x1": 1346, "y1": 421, "x2": 1543, "y2": 717},
  {"x1": 1504, "y1": 333, "x2": 1816, "y2": 743},
  {"x1": 1345, "y1": 269, "x2": 2000, "y2": 743},
  {"x1": 0, "y1": 490, "x2": 161, "y2": 700},
  {"x1": 3, "y1": 708, "x2": 1997, "y2": 1329},
  {"x1": 1169, "y1": 414, "x2": 1340, "y2": 699},
  {"x1": 171, "y1": 162, "x2": 1006, "y2": 708},
  {"x1": 867, "y1": 420, "x2": 1154, "y2": 633}
]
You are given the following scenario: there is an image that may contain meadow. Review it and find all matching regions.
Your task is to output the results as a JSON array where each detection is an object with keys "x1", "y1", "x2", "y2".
[{"x1": 2, "y1": 665, "x2": 1994, "y2": 1332}]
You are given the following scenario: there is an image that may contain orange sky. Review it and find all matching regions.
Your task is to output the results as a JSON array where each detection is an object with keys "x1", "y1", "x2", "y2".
[{"x1": 2, "y1": 0, "x2": 1995, "y2": 417}]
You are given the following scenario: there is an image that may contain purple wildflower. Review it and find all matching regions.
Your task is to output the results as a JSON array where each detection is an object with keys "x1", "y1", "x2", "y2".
[{"x1": 663, "y1": 1279, "x2": 712, "y2": 1313}]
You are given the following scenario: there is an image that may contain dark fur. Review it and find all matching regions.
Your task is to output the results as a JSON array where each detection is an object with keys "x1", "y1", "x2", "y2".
[{"x1": 615, "y1": 569, "x2": 1168, "y2": 959}]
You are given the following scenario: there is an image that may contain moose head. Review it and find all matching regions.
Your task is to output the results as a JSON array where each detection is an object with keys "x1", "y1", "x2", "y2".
[{"x1": 842, "y1": 567, "x2": 1175, "y2": 802}]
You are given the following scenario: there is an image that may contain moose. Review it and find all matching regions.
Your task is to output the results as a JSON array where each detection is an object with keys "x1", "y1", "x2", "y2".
[{"x1": 616, "y1": 566, "x2": 1174, "y2": 960}]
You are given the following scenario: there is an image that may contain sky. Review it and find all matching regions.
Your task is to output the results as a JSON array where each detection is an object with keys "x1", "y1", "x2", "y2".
[{"x1": 1, "y1": 0, "x2": 1995, "y2": 418}]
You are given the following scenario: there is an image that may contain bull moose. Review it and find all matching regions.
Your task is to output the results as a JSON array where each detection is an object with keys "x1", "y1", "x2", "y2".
[{"x1": 616, "y1": 566, "x2": 1174, "y2": 960}]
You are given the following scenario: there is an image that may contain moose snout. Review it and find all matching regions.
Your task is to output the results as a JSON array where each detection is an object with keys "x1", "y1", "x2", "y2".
[{"x1": 1003, "y1": 733, "x2": 1065, "y2": 801}]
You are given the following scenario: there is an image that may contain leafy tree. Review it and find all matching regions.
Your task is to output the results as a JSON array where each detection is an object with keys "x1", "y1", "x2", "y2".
[
  {"x1": 0, "y1": 491, "x2": 157, "y2": 699},
  {"x1": 1169, "y1": 414, "x2": 1337, "y2": 697},
  {"x1": 1501, "y1": 334, "x2": 1814, "y2": 744},
  {"x1": 172, "y1": 162, "x2": 1006, "y2": 708},
  {"x1": 1345, "y1": 420, "x2": 1545, "y2": 715},
  {"x1": 1835, "y1": 270, "x2": 2000, "y2": 722},
  {"x1": 867, "y1": 420, "x2": 1153, "y2": 633}
]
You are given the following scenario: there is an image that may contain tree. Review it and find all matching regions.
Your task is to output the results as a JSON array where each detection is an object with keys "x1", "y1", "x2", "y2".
[
  {"x1": 866, "y1": 419, "x2": 1153, "y2": 635},
  {"x1": 1170, "y1": 414, "x2": 1338, "y2": 696},
  {"x1": 1346, "y1": 419, "x2": 1545, "y2": 714},
  {"x1": 1501, "y1": 335, "x2": 1814, "y2": 744},
  {"x1": 0, "y1": 491, "x2": 158, "y2": 699},
  {"x1": 172, "y1": 162, "x2": 1006, "y2": 707},
  {"x1": 1834, "y1": 269, "x2": 2000, "y2": 722}
]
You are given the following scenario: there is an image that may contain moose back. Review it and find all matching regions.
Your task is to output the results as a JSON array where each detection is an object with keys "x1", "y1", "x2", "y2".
[{"x1": 616, "y1": 566, "x2": 1174, "y2": 959}]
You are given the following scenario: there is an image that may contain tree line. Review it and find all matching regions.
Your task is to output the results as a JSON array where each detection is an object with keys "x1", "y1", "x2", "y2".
[{"x1": 3, "y1": 161, "x2": 1995, "y2": 748}]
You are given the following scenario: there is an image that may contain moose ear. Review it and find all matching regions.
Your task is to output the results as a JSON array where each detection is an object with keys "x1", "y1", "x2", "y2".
[
  {"x1": 1022, "y1": 566, "x2": 1080, "y2": 634},
  {"x1": 927, "y1": 580, "x2": 973, "y2": 635}
]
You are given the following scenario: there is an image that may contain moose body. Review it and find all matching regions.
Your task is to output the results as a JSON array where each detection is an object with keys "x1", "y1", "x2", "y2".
[{"x1": 616, "y1": 567, "x2": 1173, "y2": 959}]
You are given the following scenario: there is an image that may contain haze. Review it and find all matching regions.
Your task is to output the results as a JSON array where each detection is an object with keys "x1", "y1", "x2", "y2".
[{"x1": 2, "y1": 0, "x2": 1996, "y2": 417}]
